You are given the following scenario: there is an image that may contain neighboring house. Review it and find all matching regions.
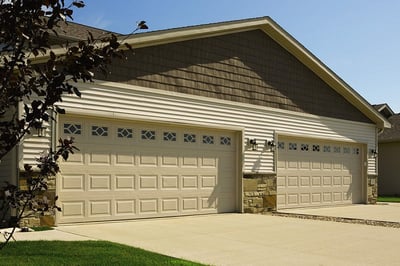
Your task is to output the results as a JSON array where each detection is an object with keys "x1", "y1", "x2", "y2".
[
  {"x1": 0, "y1": 17, "x2": 390, "y2": 226},
  {"x1": 374, "y1": 104, "x2": 400, "y2": 196}
]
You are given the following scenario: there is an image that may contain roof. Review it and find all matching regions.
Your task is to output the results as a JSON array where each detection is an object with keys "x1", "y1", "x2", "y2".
[
  {"x1": 379, "y1": 114, "x2": 400, "y2": 142},
  {"x1": 373, "y1": 103, "x2": 395, "y2": 118},
  {"x1": 49, "y1": 21, "x2": 118, "y2": 44},
  {"x1": 42, "y1": 17, "x2": 391, "y2": 129}
]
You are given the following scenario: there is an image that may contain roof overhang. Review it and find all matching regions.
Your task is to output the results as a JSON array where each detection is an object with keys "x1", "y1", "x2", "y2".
[{"x1": 36, "y1": 17, "x2": 391, "y2": 129}]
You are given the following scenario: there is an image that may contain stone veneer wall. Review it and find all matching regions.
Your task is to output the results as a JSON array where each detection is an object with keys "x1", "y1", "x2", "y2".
[
  {"x1": 367, "y1": 175, "x2": 378, "y2": 204},
  {"x1": 18, "y1": 173, "x2": 56, "y2": 227},
  {"x1": 243, "y1": 173, "x2": 277, "y2": 213}
]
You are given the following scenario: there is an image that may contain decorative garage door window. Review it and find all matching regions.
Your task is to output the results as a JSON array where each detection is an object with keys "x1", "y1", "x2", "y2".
[
  {"x1": 92, "y1": 126, "x2": 108, "y2": 136},
  {"x1": 278, "y1": 140, "x2": 360, "y2": 156},
  {"x1": 220, "y1": 136, "x2": 231, "y2": 145},
  {"x1": 118, "y1": 128, "x2": 133, "y2": 138},
  {"x1": 203, "y1": 135, "x2": 214, "y2": 144},
  {"x1": 163, "y1": 132, "x2": 177, "y2": 141},
  {"x1": 184, "y1": 133, "x2": 196, "y2": 143},
  {"x1": 141, "y1": 130, "x2": 155, "y2": 140},
  {"x1": 63, "y1": 123, "x2": 81, "y2": 135}
]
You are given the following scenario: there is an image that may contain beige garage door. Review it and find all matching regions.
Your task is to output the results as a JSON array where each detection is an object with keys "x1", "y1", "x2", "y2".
[
  {"x1": 277, "y1": 137, "x2": 363, "y2": 209},
  {"x1": 57, "y1": 116, "x2": 238, "y2": 224}
]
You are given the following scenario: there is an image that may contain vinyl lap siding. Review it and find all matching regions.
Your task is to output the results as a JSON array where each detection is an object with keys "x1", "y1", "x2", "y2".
[{"x1": 27, "y1": 82, "x2": 375, "y2": 175}]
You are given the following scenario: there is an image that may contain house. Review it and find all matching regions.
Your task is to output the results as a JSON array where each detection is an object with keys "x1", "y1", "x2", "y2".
[
  {"x1": 0, "y1": 17, "x2": 390, "y2": 225},
  {"x1": 374, "y1": 104, "x2": 400, "y2": 196}
]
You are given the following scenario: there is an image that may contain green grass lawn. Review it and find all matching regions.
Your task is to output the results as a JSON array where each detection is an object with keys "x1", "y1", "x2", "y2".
[
  {"x1": 378, "y1": 196, "x2": 400, "y2": 203},
  {"x1": 0, "y1": 240, "x2": 205, "y2": 266}
]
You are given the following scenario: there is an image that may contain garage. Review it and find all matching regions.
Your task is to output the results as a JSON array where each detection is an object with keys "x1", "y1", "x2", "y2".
[
  {"x1": 57, "y1": 116, "x2": 238, "y2": 224},
  {"x1": 276, "y1": 136, "x2": 363, "y2": 209}
]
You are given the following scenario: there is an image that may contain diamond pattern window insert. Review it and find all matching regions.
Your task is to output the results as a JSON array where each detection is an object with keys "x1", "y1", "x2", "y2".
[
  {"x1": 334, "y1": 146, "x2": 341, "y2": 153},
  {"x1": 64, "y1": 123, "x2": 81, "y2": 135},
  {"x1": 312, "y1": 144, "x2": 320, "y2": 152},
  {"x1": 184, "y1": 133, "x2": 196, "y2": 143},
  {"x1": 301, "y1": 144, "x2": 309, "y2": 151},
  {"x1": 203, "y1": 135, "x2": 214, "y2": 144},
  {"x1": 278, "y1": 142, "x2": 285, "y2": 150},
  {"x1": 323, "y1": 145, "x2": 331, "y2": 153},
  {"x1": 92, "y1": 126, "x2": 108, "y2": 136},
  {"x1": 353, "y1": 148, "x2": 360, "y2": 155},
  {"x1": 220, "y1": 136, "x2": 231, "y2": 145},
  {"x1": 118, "y1": 128, "x2": 133, "y2": 138},
  {"x1": 163, "y1": 132, "x2": 177, "y2": 141},
  {"x1": 343, "y1": 147, "x2": 351, "y2": 154},
  {"x1": 141, "y1": 130, "x2": 155, "y2": 140},
  {"x1": 289, "y1": 143, "x2": 297, "y2": 151}
]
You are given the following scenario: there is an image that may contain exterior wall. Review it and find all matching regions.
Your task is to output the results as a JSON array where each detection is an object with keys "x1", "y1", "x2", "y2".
[
  {"x1": 19, "y1": 82, "x2": 377, "y2": 175},
  {"x1": 101, "y1": 30, "x2": 372, "y2": 124},
  {"x1": 378, "y1": 142, "x2": 400, "y2": 195}
]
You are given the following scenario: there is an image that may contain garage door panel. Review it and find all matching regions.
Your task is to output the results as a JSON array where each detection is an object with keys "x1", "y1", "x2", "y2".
[
  {"x1": 58, "y1": 117, "x2": 237, "y2": 223},
  {"x1": 277, "y1": 137, "x2": 362, "y2": 209}
]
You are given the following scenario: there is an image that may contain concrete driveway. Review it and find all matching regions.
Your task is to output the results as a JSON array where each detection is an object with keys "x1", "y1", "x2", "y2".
[{"x1": 56, "y1": 211, "x2": 400, "y2": 266}]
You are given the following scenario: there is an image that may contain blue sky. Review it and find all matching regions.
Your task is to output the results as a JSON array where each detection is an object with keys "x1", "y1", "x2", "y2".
[{"x1": 71, "y1": 0, "x2": 400, "y2": 113}]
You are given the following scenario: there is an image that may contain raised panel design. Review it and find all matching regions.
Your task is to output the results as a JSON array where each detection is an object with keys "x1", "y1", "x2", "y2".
[
  {"x1": 312, "y1": 161, "x2": 321, "y2": 169},
  {"x1": 162, "y1": 198, "x2": 179, "y2": 212},
  {"x1": 300, "y1": 176, "x2": 310, "y2": 186},
  {"x1": 139, "y1": 155, "x2": 157, "y2": 166},
  {"x1": 323, "y1": 161, "x2": 332, "y2": 170},
  {"x1": 288, "y1": 161, "x2": 298, "y2": 169},
  {"x1": 333, "y1": 192, "x2": 342, "y2": 202},
  {"x1": 323, "y1": 192, "x2": 332, "y2": 202},
  {"x1": 201, "y1": 197, "x2": 216, "y2": 209},
  {"x1": 62, "y1": 201, "x2": 85, "y2": 217},
  {"x1": 312, "y1": 193, "x2": 321, "y2": 203},
  {"x1": 323, "y1": 176, "x2": 332, "y2": 186},
  {"x1": 287, "y1": 194, "x2": 298, "y2": 204},
  {"x1": 300, "y1": 161, "x2": 310, "y2": 169},
  {"x1": 140, "y1": 199, "x2": 157, "y2": 213},
  {"x1": 333, "y1": 176, "x2": 342, "y2": 186},
  {"x1": 89, "y1": 153, "x2": 110, "y2": 164},
  {"x1": 312, "y1": 176, "x2": 321, "y2": 186},
  {"x1": 90, "y1": 201, "x2": 111, "y2": 215},
  {"x1": 140, "y1": 176, "x2": 157, "y2": 189},
  {"x1": 287, "y1": 176, "x2": 298, "y2": 187},
  {"x1": 162, "y1": 176, "x2": 178, "y2": 189},
  {"x1": 66, "y1": 152, "x2": 84, "y2": 164},
  {"x1": 201, "y1": 175, "x2": 216, "y2": 188},
  {"x1": 182, "y1": 176, "x2": 198, "y2": 189},
  {"x1": 201, "y1": 157, "x2": 216, "y2": 167},
  {"x1": 183, "y1": 198, "x2": 198, "y2": 210},
  {"x1": 90, "y1": 175, "x2": 111, "y2": 190},
  {"x1": 116, "y1": 176, "x2": 135, "y2": 190},
  {"x1": 116, "y1": 153, "x2": 135, "y2": 165},
  {"x1": 162, "y1": 156, "x2": 178, "y2": 166},
  {"x1": 343, "y1": 176, "x2": 352, "y2": 185},
  {"x1": 182, "y1": 157, "x2": 198, "y2": 167},
  {"x1": 277, "y1": 160, "x2": 286, "y2": 169},
  {"x1": 62, "y1": 175, "x2": 84, "y2": 190},
  {"x1": 300, "y1": 194, "x2": 310, "y2": 203},
  {"x1": 277, "y1": 176, "x2": 286, "y2": 187},
  {"x1": 277, "y1": 194, "x2": 286, "y2": 205},
  {"x1": 116, "y1": 200, "x2": 135, "y2": 214}
]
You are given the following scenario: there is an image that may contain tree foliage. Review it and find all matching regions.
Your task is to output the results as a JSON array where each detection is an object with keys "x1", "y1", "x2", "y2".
[{"x1": 0, "y1": 0, "x2": 147, "y2": 249}]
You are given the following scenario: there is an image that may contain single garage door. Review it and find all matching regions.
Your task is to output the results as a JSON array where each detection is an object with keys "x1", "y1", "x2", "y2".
[
  {"x1": 277, "y1": 136, "x2": 363, "y2": 209},
  {"x1": 57, "y1": 116, "x2": 238, "y2": 223}
]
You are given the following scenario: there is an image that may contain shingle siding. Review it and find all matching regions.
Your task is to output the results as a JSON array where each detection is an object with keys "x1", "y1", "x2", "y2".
[{"x1": 101, "y1": 30, "x2": 371, "y2": 123}]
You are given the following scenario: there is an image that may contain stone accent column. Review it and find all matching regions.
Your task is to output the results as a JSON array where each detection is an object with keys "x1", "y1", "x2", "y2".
[
  {"x1": 367, "y1": 175, "x2": 378, "y2": 204},
  {"x1": 18, "y1": 173, "x2": 57, "y2": 227},
  {"x1": 243, "y1": 173, "x2": 277, "y2": 213}
]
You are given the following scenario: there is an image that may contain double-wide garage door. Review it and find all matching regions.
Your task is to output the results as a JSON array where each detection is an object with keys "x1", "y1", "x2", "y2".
[
  {"x1": 277, "y1": 137, "x2": 363, "y2": 209},
  {"x1": 57, "y1": 116, "x2": 237, "y2": 224}
]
